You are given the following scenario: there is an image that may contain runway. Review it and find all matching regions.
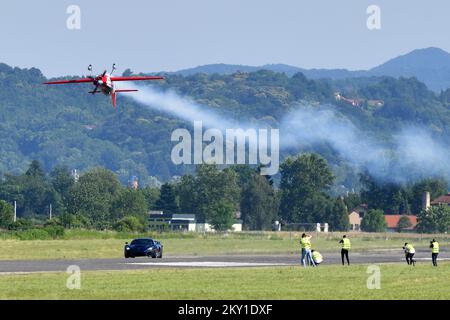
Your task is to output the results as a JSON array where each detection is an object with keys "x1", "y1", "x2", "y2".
[{"x1": 0, "y1": 249, "x2": 448, "y2": 274}]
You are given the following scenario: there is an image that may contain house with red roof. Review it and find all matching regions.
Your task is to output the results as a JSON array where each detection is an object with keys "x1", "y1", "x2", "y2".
[
  {"x1": 430, "y1": 192, "x2": 450, "y2": 207},
  {"x1": 384, "y1": 215, "x2": 418, "y2": 232}
]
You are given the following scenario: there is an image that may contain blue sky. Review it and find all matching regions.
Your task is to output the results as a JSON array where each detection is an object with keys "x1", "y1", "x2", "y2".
[{"x1": 1, "y1": 0, "x2": 449, "y2": 77}]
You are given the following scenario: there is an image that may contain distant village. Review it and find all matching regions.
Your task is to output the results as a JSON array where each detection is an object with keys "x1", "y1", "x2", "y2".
[
  {"x1": 347, "y1": 192, "x2": 449, "y2": 233},
  {"x1": 146, "y1": 191, "x2": 450, "y2": 234},
  {"x1": 334, "y1": 92, "x2": 384, "y2": 108}
]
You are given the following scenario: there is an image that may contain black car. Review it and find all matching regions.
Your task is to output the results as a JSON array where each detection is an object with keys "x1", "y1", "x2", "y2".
[{"x1": 124, "y1": 238, "x2": 163, "y2": 259}]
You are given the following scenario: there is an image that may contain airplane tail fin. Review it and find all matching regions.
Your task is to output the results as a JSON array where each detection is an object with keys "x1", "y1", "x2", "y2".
[
  {"x1": 111, "y1": 90, "x2": 138, "y2": 108},
  {"x1": 112, "y1": 92, "x2": 117, "y2": 109}
]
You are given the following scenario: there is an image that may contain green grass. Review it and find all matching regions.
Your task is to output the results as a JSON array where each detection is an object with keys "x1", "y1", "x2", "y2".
[
  {"x1": 0, "y1": 263, "x2": 448, "y2": 299},
  {"x1": 0, "y1": 231, "x2": 448, "y2": 260}
]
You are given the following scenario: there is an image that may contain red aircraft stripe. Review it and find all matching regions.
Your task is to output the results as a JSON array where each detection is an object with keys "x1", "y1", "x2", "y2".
[
  {"x1": 110, "y1": 76, "x2": 164, "y2": 82},
  {"x1": 44, "y1": 78, "x2": 93, "y2": 85}
]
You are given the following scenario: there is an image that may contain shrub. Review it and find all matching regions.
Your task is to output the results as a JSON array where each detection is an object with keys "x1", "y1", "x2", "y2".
[
  {"x1": 113, "y1": 216, "x2": 145, "y2": 233},
  {"x1": 0, "y1": 200, "x2": 14, "y2": 228},
  {"x1": 361, "y1": 209, "x2": 387, "y2": 232},
  {"x1": 43, "y1": 225, "x2": 65, "y2": 238},
  {"x1": 396, "y1": 215, "x2": 413, "y2": 233},
  {"x1": 8, "y1": 218, "x2": 34, "y2": 231},
  {"x1": 15, "y1": 228, "x2": 52, "y2": 240}
]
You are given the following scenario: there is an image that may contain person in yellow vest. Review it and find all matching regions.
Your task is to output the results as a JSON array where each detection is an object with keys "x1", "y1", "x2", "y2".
[
  {"x1": 402, "y1": 242, "x2": 416, "y2": 266},
  {"x1": 300, "y1": 233, "x2": 316, "y2": 267},
  {"x1": 311, "y1": 249, "x2": 323, "y2": 266},
  {"x1": 430, "y1": 239, "x2": 439, "y2": 267},
  {"x1": 339, "y1": 235, "x2": 351, "y2": 265}
]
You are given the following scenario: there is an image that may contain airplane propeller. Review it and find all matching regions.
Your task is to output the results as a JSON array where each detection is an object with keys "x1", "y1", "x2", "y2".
[
  {"x1": 91, "y1": 70, "x2": 107, "y2": 94},
  {"x1": 87, "y1": 64, "x2": 94, "y2": 79}
]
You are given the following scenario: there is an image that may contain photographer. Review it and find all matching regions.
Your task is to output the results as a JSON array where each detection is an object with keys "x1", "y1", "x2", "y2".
[
  {"x1": 430, "y1": 239, "x2": 440, "y2": 267},
  {"x1": 402, "y1": 242, "x2": 416, "y2": 266}
]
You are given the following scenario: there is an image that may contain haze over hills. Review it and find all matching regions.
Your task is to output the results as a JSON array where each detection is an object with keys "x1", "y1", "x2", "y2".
[{"x1": 171, "y1": 47, "x2": 450, "y2": 92}]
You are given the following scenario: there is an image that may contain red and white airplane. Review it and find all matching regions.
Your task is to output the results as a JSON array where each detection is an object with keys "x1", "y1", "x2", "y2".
[{"x1": 44, "y1": 64, "x2": 164, "y2": 108}]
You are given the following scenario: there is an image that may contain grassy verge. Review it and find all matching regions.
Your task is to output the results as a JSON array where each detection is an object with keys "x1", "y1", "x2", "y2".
[
  {"x1": 0, "y1": 263, "x2": 448, "y2": 299},
  {"x1": 0, "y1": 230, "x2": 448, "y2": 260}
]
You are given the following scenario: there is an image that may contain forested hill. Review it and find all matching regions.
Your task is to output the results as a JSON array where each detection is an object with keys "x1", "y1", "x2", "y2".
[
  {"x1": 172, "y1": 47, "x2": 450, "y2": 92},
  {"x1": 1, "y1": 62, "x2": 450, "y2": 189}
]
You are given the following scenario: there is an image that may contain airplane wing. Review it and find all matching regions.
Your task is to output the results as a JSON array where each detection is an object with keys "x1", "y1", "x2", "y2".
[
  {"x1": 110, "y1": 76, "x2": 164, "y2": 82},
  {"x1": 44, "y1": 78, "x2": 94, "y2": 85}
]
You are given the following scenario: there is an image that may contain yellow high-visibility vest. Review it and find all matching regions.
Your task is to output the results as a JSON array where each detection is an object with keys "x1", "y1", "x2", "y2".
[
  {"x1": 342, "y1": 238, "x2": 351, "y2": 250},
  {"x1": 312, "y1": 251, "x2": 323, "y2": 263},
  {"x1": 431, "y1": 242, "x2": 439, "y2": 254},
  {"x1": 406, "y1": 244, "x2": 415, "y2": 254},
  {"x1": 300, "y1": 237, "x2": 311, "y2": 249}
]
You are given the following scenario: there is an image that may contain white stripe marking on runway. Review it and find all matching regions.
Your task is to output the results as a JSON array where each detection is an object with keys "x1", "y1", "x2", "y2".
[{"x1": 125, "y1": 261, "x2": 289, "y2": 267}]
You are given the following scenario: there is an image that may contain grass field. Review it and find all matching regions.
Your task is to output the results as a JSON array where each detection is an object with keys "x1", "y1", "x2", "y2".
[
  {"x1": 0, "y1": 231, "x2": 448, "y2": 260},
  {"x1": 0, "y1": 263, "x2": 448, "y2": 299}
]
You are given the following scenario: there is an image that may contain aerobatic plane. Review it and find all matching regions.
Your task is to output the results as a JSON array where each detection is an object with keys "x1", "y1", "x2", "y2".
[{"x1": 44, "y1": 64, "x2": 164, "y2": 108}]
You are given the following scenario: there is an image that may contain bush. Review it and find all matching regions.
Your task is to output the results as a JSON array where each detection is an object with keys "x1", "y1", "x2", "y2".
[
  {"x1": 417, "y1": 206, "x2": 450, "y2": 233},
  {"x1": 361, "y1": 209, "x2": 387, "y2": 232},
  {"x1": 14, "y1": 228, "x2": 52, "y2": 240},
  {"x1": 396, "y1": 215, "x2": 413, "y2": 232},
  {"x1": 8, "y1": 218, "x2": 34, "y2": 231},
  {"x1": 113, "y1": 216, "x2": 145, "y2": 232},
  {"x1": 0, "y1": 200, "x2": 14, "y2": 228},
  {"x1": 43, "y1": 225, "x2": 65, "y2": 238}
]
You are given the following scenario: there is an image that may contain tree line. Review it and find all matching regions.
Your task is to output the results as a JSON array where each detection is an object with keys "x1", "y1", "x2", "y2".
[{"x1": 0, "y1": 155, "x2": 449, "y2": 233}]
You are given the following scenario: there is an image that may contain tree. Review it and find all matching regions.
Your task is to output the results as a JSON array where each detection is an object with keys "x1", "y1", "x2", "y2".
[
  {"x1": 12, "y1": 160, "x2": 63, "y2": 218},
  {"x1": 361, "y1": 209, "x2": 387, "y2": 232},
  {"x1": 240, "y1": 172, "x2": 278, "y2": 230},
  {"x1": 328, "y1": 197, "x2": 349, "y2": 231},
  {"x1": 50, "y1": 165, "x2": 74, "y2": 205},
  {"x1": 209, "y1": 200, "x2": 235, "y2": 231},
  {"x1": 113, "y1": 216, "x2": 145, "y2": 232},
  {"x1": 396, "y1": 215, "x2": 413, "y2": 233},
  {"x1": 344, "y1": 193, "x2": 362, "y2": 212},
  {"x1": 417, "y1": 206, "x2": 450, "y2": 233},
  {"x1": 111, "y1": 189, "x2": 148, "y2": 223},
  {"x1": 67, "y1": 168, "x2": 122, "y2": 229},
  {"x1": 410, "y1": 178, "x2": 448, "y2": 214},
  {"x1": 176, "y1": 175, "x2": 197, "y2": 214},
  {"x1": 279, "y1": 154, "x2": 334, "y2": 223},
  {"x1": 178, "y1": 165, "x2": 240, "y2": 223},
  {"x1": 301, "y1": 193, "x2": 333, "y2": 224},
  {"x1": 360, "y1": 172, "x2": 406, "y2": 214},
  {"x1": 141, "y1": 186, "x2": 160, "y2": 210},
  {"x1": 155, "y1": 183, "x2": 179, "y2": 214},
  {"x1": 26, "y1": 160, "x2": 46, "y2": 180},
  {"x1": 0, "y1": 200, "x2": 14, "y2": 228}
]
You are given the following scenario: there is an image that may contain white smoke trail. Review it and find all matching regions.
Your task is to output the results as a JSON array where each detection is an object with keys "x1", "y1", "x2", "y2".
[
  {"x1": 120, "y1": 83, "x2": 237, "y2": 130},
  {"x1": 281, "y1": 106, "x2": 450, "y2": 183},
  {"x1": 121, "y1": 83, "x2": 450, "y2": 183}
]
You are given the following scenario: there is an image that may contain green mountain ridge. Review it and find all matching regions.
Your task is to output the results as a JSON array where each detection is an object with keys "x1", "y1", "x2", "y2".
[
  {"x1": 171, "y1": 47, "x2": 450, "y2": 92},
  {"x1": 1, "y1": 61, "x2": 450, "y2": 190}
]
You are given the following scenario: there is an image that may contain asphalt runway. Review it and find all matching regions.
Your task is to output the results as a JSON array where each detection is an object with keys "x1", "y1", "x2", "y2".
[{"x1": 0, "y1": 248, "x2": 448, "y2": 274}]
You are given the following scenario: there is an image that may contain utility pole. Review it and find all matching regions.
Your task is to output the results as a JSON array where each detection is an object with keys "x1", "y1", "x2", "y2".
[
  {"x1": 49, "y1": 204, "x2": 52, "y2": 220},
  {"x1": 14, "y1": 201, "x2": 17, "y2": 222}
]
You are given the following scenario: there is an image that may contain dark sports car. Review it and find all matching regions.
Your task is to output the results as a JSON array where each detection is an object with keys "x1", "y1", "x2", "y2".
[{"x1": 124, "y1": 238, "x2": 163, "y2": 259}]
